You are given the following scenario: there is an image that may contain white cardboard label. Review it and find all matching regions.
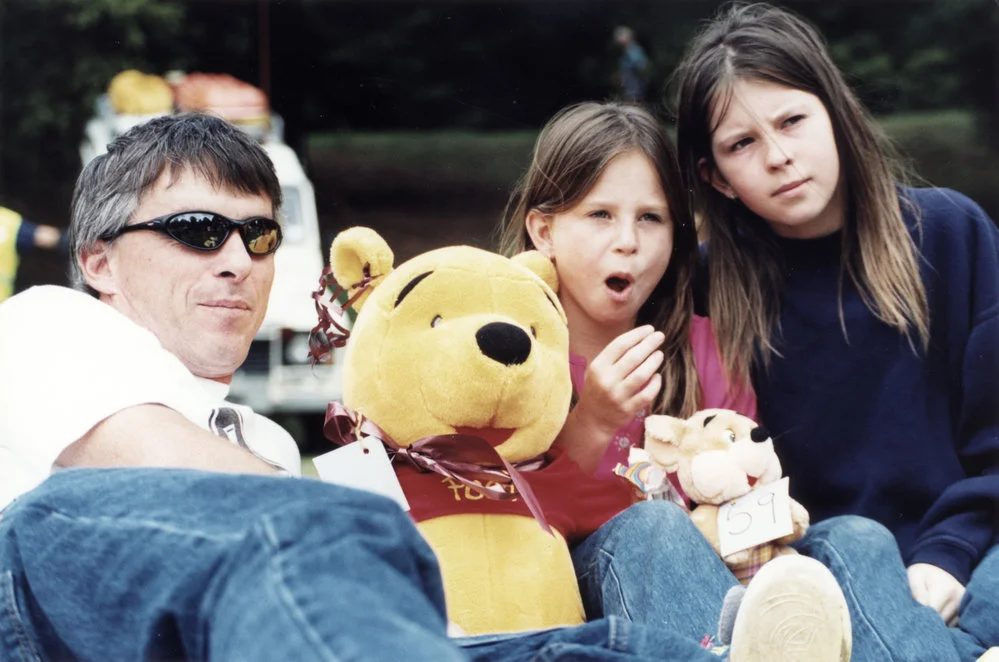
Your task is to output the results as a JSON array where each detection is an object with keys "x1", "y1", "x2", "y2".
[
  {"x1": 717, "y1": 476, "x2": 794, "y2": 558},
  {"x1": 312, "y1": 437, "x2": 410, "y2": 511}
]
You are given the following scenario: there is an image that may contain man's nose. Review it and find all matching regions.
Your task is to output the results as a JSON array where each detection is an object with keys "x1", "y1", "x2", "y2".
[{"x1": 213, "y1": 232, "x2": 253, "y2": 279}]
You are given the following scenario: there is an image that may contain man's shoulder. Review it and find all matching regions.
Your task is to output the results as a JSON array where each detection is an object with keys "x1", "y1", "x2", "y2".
[
  {"x1": 1, "y1": 285, "x2": 147, "y2": 338},
  {"x1": 5, "y1": 284, "x2": 90, "y2": 305},
  {"x1": 1, "y1": 285, "x2": 104, "y2": 320}
]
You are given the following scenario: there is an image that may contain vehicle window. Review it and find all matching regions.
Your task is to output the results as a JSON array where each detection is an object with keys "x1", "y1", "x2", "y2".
[{"x1": 280, "y1": 186, "x2": 305, "y2": 242}]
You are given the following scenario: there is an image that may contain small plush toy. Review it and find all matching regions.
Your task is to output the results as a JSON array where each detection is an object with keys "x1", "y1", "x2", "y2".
[
  {"x1": 317, "y1": 227, "x2": 634, "y2": 635},
  {"x1": 642, "y1": 409, "x2": 809, "y2": 584}
]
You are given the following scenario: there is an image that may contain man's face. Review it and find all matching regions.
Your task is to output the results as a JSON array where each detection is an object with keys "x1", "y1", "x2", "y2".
[{"x1": 87, "y1": 167, "x2": 275, "y2": 382}]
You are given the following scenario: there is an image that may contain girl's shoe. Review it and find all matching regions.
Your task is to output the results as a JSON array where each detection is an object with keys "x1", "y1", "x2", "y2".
[{"x1": 727, "y1": 554, "x2": 851, "y2": 662}]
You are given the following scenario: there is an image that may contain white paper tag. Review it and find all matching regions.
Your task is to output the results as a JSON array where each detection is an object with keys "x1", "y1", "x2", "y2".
[
  {"x1": 312, "y1": 438, "x2": 410, "y2": 511},
  {"x1": 717, "y1": 476, "x2": 793, "y2": 558}
]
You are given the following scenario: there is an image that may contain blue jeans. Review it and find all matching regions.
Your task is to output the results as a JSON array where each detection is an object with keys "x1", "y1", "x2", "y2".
[
  {"x1": 573, "y1": 502, "x2": 997, "y2": 662},
  {"x1": 571, "y1": 500, "x2": 738, "y2": 642},
  {"x1": 460, "y1": 619, "x2": 720, "y2": 661},
  {"x1": 796, "y1": 516, "x2": 997, "y2": 662},
  {"x1": 0, "y1": 469, "x2": 724, "y2": 662},
  {"x1": 0, "y1": 468, "x2": 465, "y2": 662}
]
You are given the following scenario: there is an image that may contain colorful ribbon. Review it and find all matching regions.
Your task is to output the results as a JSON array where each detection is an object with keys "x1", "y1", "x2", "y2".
[
  {"x1": 324, "y1": 401, "x2": 552, "y2": 534},
  {"x1": 308, "y1": 267, "x2": 373, "y2": 366}
]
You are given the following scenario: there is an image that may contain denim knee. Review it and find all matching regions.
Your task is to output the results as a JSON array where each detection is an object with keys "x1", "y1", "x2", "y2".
[
  {"x1": 798, "y1": 515, "x2": 901, "y2": 564},
  {"x1": 810, "y1": 515, "x2": 895, "y2": 547},
  {"x1": 608, "y1": 500, "x2": 697, "y2": 537}
]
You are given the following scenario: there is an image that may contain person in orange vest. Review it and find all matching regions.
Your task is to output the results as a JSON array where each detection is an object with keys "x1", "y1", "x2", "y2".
[{"x1": 0, "y1": 206, "x2": 66, "y2": 302}]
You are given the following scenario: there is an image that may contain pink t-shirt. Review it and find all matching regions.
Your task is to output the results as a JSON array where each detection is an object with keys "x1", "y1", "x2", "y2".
[{"x1": 569, "y1": 315, "x2": 757, "y2": 479}]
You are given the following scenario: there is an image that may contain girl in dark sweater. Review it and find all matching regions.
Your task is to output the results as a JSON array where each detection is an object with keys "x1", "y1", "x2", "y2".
[{"x1": 674, "y1": 3, "x2": 999, "y2": 661}]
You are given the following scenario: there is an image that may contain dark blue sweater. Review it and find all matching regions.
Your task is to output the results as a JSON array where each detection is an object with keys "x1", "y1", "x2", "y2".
[{"x1": 751, "y1": 187, "x2": 999, "y2": 585}]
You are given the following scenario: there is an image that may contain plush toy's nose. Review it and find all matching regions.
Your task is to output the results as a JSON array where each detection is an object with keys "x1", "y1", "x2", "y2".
[
  {"x1": 750, "y1": 426, "x2": 771, "y2": 443},
  {"x1": 476, "y1": 322, "x2": 532, "y2": 366}
]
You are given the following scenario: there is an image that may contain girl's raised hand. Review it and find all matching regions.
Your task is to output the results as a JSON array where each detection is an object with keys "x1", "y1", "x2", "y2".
[{"x1": 574, "y1": 325, "x2": 665, "y2": 437}]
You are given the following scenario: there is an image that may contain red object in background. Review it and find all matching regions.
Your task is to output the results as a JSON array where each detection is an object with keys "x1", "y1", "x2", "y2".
[{"x1": 172, "y1": 73, "x2": 270, "y2": 123}]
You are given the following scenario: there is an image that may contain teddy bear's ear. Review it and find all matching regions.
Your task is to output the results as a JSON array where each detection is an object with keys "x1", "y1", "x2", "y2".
[
  {"x1": 512, "y1": 250, "x2": 558, "y2": 294},
  {"x1": 329, "y1": 227, "x2": 395, "y2": 312},
  {"x1": 643, "y1": 415, "x2": 686, "y2": 471}
]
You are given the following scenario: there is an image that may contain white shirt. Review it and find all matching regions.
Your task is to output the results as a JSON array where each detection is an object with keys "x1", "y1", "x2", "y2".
[{"x1": 0, "y1": 286, "x2": 300, "y2": 510}]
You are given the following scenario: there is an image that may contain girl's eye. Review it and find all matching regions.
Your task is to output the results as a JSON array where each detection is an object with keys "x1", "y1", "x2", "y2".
[
  {"x1": 783, "y1": 114, "x2": 805, "y2": 127},
  {"x1": 729, "y1": 137, "x2": 753, "y2": 153},
  {"x1": 588, "y1": 209, "x2": 610, "y2": 219},
  {"x1": 431, "y1": 315, "x2": 442, "y2": 328},
  {"x1": 640, "y1": 213, "x2": 664, "y2": 223}
]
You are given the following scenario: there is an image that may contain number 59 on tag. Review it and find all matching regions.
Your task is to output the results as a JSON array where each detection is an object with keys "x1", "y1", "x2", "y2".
[{"x1": 717, "y1": 476, "x2": 793, "y2": 558}]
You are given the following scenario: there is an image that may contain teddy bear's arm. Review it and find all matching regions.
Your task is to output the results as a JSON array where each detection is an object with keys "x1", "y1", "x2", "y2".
[{"x1": 774, "y1": 497, "x2": 810, "y2": 545}]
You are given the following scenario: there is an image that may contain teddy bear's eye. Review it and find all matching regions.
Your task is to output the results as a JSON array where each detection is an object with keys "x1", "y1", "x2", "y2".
[
  {"x1": 530, "y1": 326, "x2": 537, "y2": 338},
  {"x1": 725, "y1": 429, "x2": 736, "y2": 443},
  {"x1": 431, "y1": 315, "x2": 442, "y2": 328}
]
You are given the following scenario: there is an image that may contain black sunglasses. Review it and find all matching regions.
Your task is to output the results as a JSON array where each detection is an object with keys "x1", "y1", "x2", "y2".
[{"x1": 105, "y1": 211, "x2": 283, "y2": 256}]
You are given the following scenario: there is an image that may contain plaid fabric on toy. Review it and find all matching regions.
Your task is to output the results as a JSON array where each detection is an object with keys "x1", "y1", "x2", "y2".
[{"x1": 731, "y1": 545, "x2": 779, "y2": 585}]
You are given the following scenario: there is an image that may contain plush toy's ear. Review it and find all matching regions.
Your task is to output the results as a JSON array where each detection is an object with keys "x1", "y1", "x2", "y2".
[
  {"x1": 643, "y1": 415, "x2": 686, "y2": 472},
  {"x1": 512, "y1": 250, "x2": 558, "y2": 294},
  {"x1": 329, "y1": 227, "x2": 394, "y2": 312}
]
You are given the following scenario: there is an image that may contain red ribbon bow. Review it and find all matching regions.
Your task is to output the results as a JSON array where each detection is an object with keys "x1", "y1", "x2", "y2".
[
  {"x1": 324, "y1": 401, "x2": 552, "y2": 534},
  {"x1": 308, "y1": 267, "x2": 374, "y2": 366}
]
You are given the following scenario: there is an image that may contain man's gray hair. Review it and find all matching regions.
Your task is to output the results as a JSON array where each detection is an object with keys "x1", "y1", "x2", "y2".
[{"x1": 69, "y1": 113, "x2": 283, "y2": 295}]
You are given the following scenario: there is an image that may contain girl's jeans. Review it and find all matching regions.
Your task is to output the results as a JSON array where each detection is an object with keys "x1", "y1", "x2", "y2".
[
  {"x1": 571, "y1": 500, "x2": 997, "y2": 662},
  {"x1": 0, "y1": 468, "x2": 725, "y2": 662}
]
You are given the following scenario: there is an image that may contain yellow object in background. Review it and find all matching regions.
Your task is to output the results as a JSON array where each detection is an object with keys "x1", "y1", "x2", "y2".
[
  {"x1": 0, "y1": 207, "x2": 23, "y2": 302},
  {"x1": 108, "y1": 70, "x2": 173, "y2": 115}
]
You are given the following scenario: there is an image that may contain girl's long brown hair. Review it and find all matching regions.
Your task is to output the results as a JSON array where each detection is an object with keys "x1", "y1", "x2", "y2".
[
  {"x1": 673, "y1": 2, "x2": 928, "y2": 385},
  {"x1": 497, "y1": 101, "x2": 701, "y2": 417}
]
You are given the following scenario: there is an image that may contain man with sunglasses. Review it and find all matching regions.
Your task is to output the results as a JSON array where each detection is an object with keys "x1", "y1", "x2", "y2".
[{"x1": 0, "y1": 113, "x2": 472, "y2": 661}]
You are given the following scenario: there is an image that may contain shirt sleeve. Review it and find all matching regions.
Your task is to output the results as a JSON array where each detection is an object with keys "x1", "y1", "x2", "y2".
[
  {"x1": 690, "y1": 315, "x2": 758, "y2": 420},
  {"x1": 0, "y1": 286, "x2": 208, "y2": 478}
]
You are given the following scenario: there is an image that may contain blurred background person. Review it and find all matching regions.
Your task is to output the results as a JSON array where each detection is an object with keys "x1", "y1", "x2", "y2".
[
  {"x1": 0, "y1": 206, "x2": 66, "y2": 303},
  {"x1": 613, "y1": 25, "x2": 649, "y2": 103}
]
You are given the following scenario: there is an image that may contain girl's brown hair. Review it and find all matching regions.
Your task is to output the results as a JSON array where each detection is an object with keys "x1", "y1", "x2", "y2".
[
  {"x1": 497, "y1": 101, "x2": 701, "y2": 417},
  {"x1": 673, "y1": 2, "x2": 928, "y2": 384}
]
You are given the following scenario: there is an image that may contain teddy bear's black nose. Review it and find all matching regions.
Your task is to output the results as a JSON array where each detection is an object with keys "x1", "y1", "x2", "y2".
[
  {"x1": 750, "y1": 426, "x2": 771, "y2": 443},
  {"x1": 476, "y1": 322, "x2": 532, "y2": 366}
]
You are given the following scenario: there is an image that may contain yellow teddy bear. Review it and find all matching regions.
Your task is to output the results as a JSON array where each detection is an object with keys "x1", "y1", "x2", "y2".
[{"x1": 320, "y1": 227, "x2": 634, "y2": 635}]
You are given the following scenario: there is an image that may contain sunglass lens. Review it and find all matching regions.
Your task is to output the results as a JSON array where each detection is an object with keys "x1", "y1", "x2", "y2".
[
  {"x1": 243, "y1": 218, "x2": 282, "y2": 255},
  {"x1": 169, "y1": 213, "x2": 228, "y2": 250}
]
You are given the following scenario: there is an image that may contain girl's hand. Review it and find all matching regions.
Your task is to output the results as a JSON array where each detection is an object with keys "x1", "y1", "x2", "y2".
[
  {"x1": 574, "y1": 325, "x2": 665, "y2": 436},
  {"x1": 907, "y1": 563, "x2": 965, "y2": 625}
]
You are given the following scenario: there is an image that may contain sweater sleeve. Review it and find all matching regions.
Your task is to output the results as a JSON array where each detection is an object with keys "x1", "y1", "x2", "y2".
[{"x1": 906, "y1": 191, "x2": 999, "y2": 584}]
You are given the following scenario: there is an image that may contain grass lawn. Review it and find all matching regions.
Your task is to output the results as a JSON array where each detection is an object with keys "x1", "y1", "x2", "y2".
[
  {"x1": 307, "y1": 109, "x2": 999, "y2": 222},
  {"x1": 301, "y1": 457, "x2": 319, "y2": 479}
]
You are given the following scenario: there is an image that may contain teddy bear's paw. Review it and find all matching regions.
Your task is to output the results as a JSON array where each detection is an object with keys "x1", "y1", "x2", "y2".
[
  {"x1": 728, "y1": 555, "x2": 850, "y2": 662},
  {"x1": 979, "y1": 648, "x2": 999, "y2": 662}
]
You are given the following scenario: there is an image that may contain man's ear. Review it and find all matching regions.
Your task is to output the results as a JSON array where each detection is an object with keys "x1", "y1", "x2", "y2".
[
  {"x1": 79, "y1": 241, "x2": 118, "y2": 297},
  {"x1": 698, "y1": 157, "x2": 737, "y2": 200},
  {"x1": 525, "y1": 210, "x2": 555, "y2": 259}
]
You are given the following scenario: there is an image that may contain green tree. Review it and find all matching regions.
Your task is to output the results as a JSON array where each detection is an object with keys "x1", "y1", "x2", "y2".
[{"x1": 0, "y1": 0, "x2": 185, "y2": 196}]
